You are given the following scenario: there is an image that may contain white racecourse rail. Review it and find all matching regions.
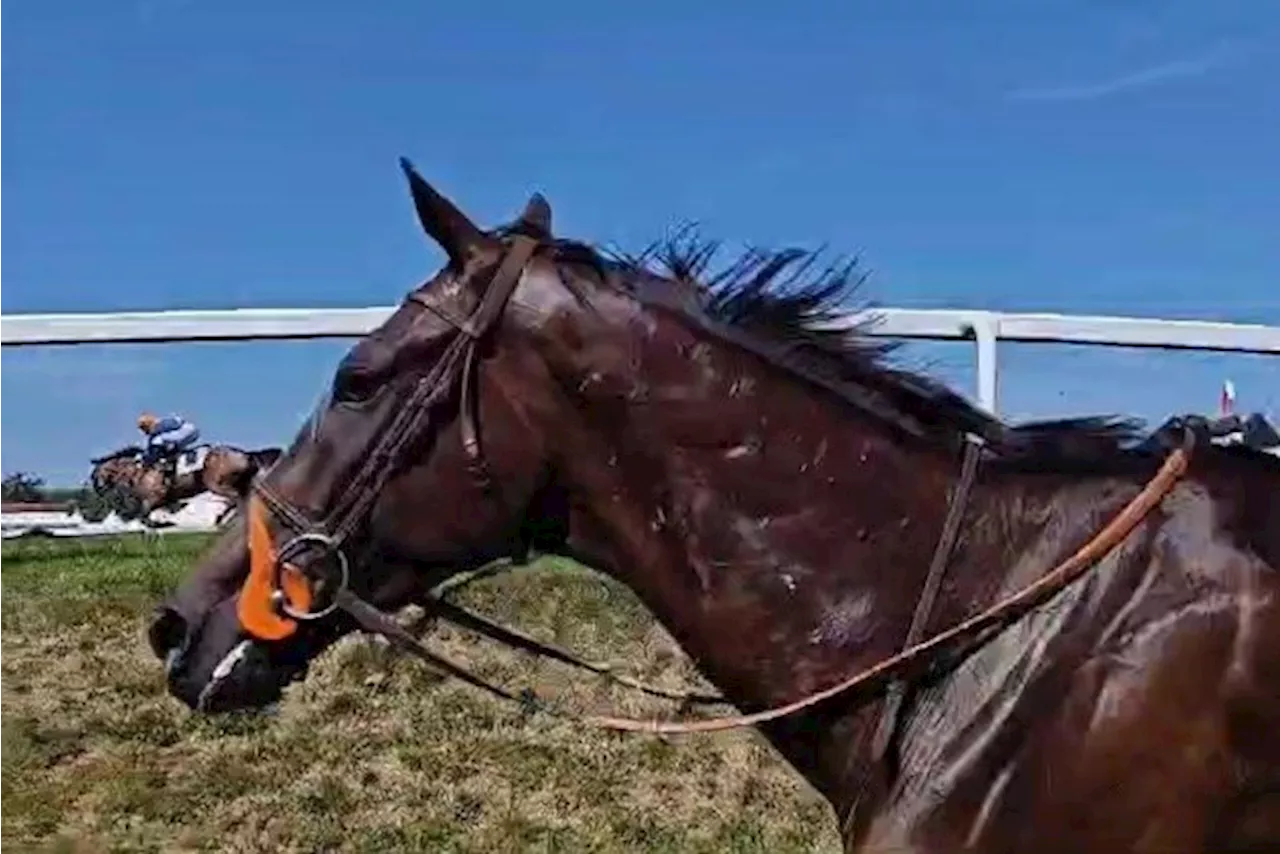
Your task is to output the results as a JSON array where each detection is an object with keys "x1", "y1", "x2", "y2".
[
  {"x1": 3, "y1": 306, "x2": 1278, "y2": 413},
  {"x1": 3, "y1": 306, "x2": 1276, "y2": 536}
]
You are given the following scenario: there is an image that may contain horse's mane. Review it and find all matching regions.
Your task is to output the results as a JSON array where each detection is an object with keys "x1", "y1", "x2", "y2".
[
  {"x1": 91, "y1": 445, "x2": 145, "y2": 465},
  {"x1": 494, "y1": 223, "x2": 1152, "y2": 467}
]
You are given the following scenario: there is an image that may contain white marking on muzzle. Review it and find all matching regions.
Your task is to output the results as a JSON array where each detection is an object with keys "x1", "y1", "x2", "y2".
[
  {"x1": 196, "y1": 639, "x2": 252, "y2": 712},
  {"x1": 164, "y1": 647, "x2": 183, "y2": 679}
]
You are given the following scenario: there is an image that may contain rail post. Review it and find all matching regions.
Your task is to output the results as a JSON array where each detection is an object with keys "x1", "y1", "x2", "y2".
[{"x1": 962, "y1": 312, "x2": 1000, "y2": 414}]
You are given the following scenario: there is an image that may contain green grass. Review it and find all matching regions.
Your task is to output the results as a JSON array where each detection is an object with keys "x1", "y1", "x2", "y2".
[{"x1": 2, "y1": 533, "x2": 839, "y2": 853}]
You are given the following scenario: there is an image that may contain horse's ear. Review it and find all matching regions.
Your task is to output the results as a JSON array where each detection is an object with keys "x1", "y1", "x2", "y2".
[
  {"x1": 399, "y1": 157, "x2": 486, "y2": 265},
  {"x1": 516, "y1": 193, "x2": 552, "y2": 237}
]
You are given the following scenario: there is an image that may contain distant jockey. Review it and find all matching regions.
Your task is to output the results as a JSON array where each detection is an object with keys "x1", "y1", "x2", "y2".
[{"x1": 138, "y1": 412, "x2": 201, "y2": 467}]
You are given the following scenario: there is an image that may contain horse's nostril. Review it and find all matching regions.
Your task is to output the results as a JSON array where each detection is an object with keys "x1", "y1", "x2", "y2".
[{"x1": 148, "y1": 606, "x2": 189, "y2": 659}]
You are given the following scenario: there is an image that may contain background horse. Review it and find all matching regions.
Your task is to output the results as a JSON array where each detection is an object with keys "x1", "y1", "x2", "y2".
[
  {"x1": 90, "y1": 444, "x2": 281, "y2": 524},
  {"x1": 150, "y1": 163, "x2": 1280, "y2": 853}
]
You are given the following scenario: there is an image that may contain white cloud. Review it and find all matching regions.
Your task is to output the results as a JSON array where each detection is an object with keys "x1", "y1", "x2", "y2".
[{"x1": 1006, "y1": 45, "x2": 1232, "y2": 103}]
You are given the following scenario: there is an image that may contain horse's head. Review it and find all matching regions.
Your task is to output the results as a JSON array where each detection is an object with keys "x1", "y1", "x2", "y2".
[
  {"x1": 152, "y1": 161, "x2": 577, "y2": 712},
  {"x1": 200, "y1": 446, "x2": 285, "y2": 501}
]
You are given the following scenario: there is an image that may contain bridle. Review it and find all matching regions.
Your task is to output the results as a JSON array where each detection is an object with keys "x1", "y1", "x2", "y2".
[
  {"x1": 248, "y1": 236, "x2": 541, "y2": 621},
  {"x1": 240, "y1": 235, "x2": 727, "y2": 704},
  {"x1": 239, "y1": 231, "x2": 1199, "y2": 742}
]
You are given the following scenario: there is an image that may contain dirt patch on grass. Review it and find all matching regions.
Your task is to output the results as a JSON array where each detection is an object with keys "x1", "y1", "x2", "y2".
[{"x1": 2, "y1": 534, "x2": 840, "y2": 852}]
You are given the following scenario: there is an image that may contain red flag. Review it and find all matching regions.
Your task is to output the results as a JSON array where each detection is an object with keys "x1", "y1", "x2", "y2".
[{"x1": 1220, "y1": 380, "x2": 1236, "y2": 417}]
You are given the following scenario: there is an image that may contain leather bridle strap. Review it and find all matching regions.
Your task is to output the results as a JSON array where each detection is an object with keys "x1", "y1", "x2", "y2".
[
  {"x1": 413, "y1": 235, "x2": 540, "y2": 494},
  {"x1": 336, "y1": 588, "x2": 544, "y2": 709},
  {"x1": 336, "y1": 428, "x2": 1195, "y2": 734},
  {"x1": 248, "y1": 233, "x2": 718, "y2": 711},
  {"x1": 427, "y1": 596, "x2": 728, "y2": 705},
  {"x1": 458, "y1": 236, "x2": 540, "y2": 339},
  {"x1": 870, "y1": 433, "x2": 984, "y2": 762},
  {"x1": 843, "y1": 432, "x2": 984, "y2": 836},
  {"x1": 416, "y1": 562, "x2": 728, "y2": 706},
  {"x1": 253, "y1": 236, "x2": 539, "y2": 548}
]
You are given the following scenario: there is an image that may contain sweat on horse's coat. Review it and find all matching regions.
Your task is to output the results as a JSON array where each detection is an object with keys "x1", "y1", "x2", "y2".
[{"x1": 150, "y1": 164, "x2": 1280, "y2": 854}]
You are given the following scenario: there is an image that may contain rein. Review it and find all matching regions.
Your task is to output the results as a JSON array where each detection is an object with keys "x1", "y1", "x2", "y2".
[
  {"x1": 240, "y1": 237, "x2": 541, "y2": 640},
  {"x1": 339, "y1": 425, "x2": 1193, "y2": 734},
  {"x1": 241, "y1": 232, "x2": 1197, "y2": 735},
  {"x1": 242, "y1": 235, "x2": 728, "y2": 704}
]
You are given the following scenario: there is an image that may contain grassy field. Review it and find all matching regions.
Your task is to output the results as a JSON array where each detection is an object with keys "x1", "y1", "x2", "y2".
[{"x1": 2, "y1": 533, "x2": 840, "y2": 853}]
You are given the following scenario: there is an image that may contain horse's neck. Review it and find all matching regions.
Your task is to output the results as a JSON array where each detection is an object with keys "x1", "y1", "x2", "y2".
[{"x1": 549, "y1": 309, "x2": 960, "y2": 791}]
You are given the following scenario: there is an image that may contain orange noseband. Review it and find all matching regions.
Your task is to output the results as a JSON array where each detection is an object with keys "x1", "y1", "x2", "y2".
[{"x1": 237, "y1": 496, "x2": 313, "y2": 641}]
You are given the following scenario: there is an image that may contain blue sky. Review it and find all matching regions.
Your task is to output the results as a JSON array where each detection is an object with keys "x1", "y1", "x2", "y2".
[{"x1": 4, "y1": 0, "x2": 1278, "y2": 485}]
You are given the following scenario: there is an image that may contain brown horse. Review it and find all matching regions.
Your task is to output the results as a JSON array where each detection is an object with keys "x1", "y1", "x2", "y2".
[
  {"x1": 150, "y1": 162, "x2": 1280, "y2": 853},
  {"x1": 90, "y1": 444, "x2": 281, "y2": 523}
]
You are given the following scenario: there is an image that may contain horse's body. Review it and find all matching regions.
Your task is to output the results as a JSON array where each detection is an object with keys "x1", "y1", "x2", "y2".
[
  {"x1": 90, "y1": 444, "x2": 281, "y2": 522},
  {"x1": 151, "y1": 166, "x2": 1280, "y2": 852},
  {"x1": 851, "y1": 455, "x2": 1279, "y2": 851}
]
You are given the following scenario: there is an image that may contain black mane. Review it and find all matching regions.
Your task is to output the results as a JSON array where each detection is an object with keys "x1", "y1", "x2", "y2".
[{"x1": 495, "y1": 224, "x2": 1150, "y2": 465}]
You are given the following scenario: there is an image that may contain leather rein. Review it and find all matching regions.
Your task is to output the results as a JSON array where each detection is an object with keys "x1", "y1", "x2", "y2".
[{"x1": 247, "y1": 234, "x2": 1198, "y2": 735}]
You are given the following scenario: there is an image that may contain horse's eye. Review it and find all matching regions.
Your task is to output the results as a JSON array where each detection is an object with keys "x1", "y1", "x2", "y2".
[{"x1": 332, "y1": 366, "x2": 381, "y2": 405}]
